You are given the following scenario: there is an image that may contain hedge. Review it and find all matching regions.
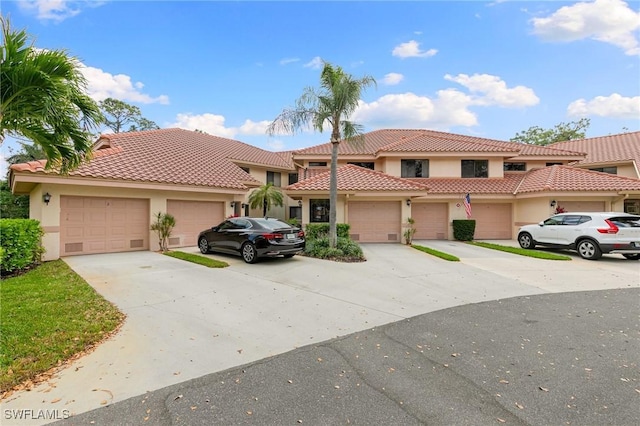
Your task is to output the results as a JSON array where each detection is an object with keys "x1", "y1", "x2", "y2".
[
  {"x1": 304, "y1": 223, "x2": 351, "y2": 240},
  {"x1": 452, "y1": 219, "x2": 476, "y2": 241},
  {"x1": 0, "y1": 219, "x2": 44, "y2": 275}
]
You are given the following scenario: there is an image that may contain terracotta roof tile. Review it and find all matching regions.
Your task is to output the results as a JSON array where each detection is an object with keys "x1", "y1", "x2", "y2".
[
  {"x1": 293, "y1": 129, "x2": 585, "y2": 158},
  {"x1": 549, "y1": 131, "x2": 640, "y2": 167},
  {"x1": 10, "y1": 128, "x2": 292, "y2": 189},
  {"x1": 286, "y1": 164, "x2": 429, "y2": 192},
  {"x1": 516, "y1": 165, "x2": 640, "y2": 193}
]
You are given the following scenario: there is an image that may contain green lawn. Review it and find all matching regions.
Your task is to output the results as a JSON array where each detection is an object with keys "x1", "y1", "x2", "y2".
[
  {"x1": 411, "y1": 244, "x2": 460, "y2": 261},
  {"x1": 469, "y1": 241, "x2": 572, "y2": 260},
  {"x1": 163, "y1": 250, "x2": 229, "y2": 267},
  {"x1": 0, "y1": 260, "x2": 125, "y2": 393}
]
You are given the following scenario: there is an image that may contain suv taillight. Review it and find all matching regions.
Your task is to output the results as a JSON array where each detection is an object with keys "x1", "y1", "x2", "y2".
[{"x1": 597, "y1": 219, "x2": 619, "y2": 234}]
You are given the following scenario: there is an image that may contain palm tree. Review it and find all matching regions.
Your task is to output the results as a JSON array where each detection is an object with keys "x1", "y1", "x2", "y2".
[
  {"x1": 248, "y1": 183, "x2": 284, "y2": 217},
  {"x1": 267, "y1": 61, "x2": 375, "y2": 247},
  {"x1": 0, "y1": 17, "x2": 103, "y2": 173}
]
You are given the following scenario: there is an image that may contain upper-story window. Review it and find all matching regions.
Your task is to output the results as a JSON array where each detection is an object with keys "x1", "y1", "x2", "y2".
[
  {"x1": 461, "y1": 160, "x2": 488, "y2": 178},
  {"x1": 401, "y1": 159, "x2": 429, "y2": 178},
  {"x1": 288, "y1": 173, "x2": 299, "y2": 185},
  {"x1": 589, "y1": 166, "x2": 617, "y2": 174},
  {"x1": 546, "y1": 162, "x2": 563, "y2": 166},
  {"x1": 309, "y1": 161, "x2": 327, "y2": 167},
  {"x1": 504, "y1": 162, "x2": 526, "y2": 171},
  {"x1": 348, "y1": 162, "x2": 375, "y2": 170},
  {"x1": 267, "y1": 171, "x2": 281, "y2": 186}
]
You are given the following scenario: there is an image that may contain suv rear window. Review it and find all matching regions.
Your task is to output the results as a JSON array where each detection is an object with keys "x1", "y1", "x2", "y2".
[{"x1": 610, "y1": 216, "x2": 640, "y2": 227}]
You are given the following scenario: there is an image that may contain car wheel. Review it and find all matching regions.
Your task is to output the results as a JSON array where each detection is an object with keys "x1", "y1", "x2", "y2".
[
  {"x1": 622, "y1": 254, "x2": 640, "y2": 260},
  {"x1": 518, "y1": 232, "x2": 535, "y2": 249},
  {"x1": 576, "y1": 239, "x2": 602, "y2": 260},
  {"x1": 198, "y1": 237, "x2": 209, "y2": 254},
  {"x1": 283, "y1": 254, "x2": 295, "y2": 258},
  {"x1": 241, "y1": 242, "x2": 258, "y2": 264}
]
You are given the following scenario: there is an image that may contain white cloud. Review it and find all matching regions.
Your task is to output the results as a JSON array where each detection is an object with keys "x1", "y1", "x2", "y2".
[
  {"x1": 79, "y1": 65, "x2": 170, "y2": 105},
  {"x1": 352, "y1": 91, "x2": 478, "y2": 130},
  {"x1": 267, "y1": 139, "x2": 285, "y2": 151},
  {"x1": 304, "y1": 56, "x2": 323, "y2": 69},
  {"x1": 382, "y1": 73, "x2": 404, "y2": 86},
  {"x1": 18, "y1": 0, "x2": 105, "y2": 22},
  {"x1": 392, "y1": 40, "x2": 438, "y2": 58},
  {"x1": 531, "y1": 0, "x2": 640, "y2": 55},
  {"x1": 352, "y1": 73, "x2": 539, "y2": 130},
  {"x1": 444, "y1": 73, "x2": 539, "y2": 108},
  {"x1": 170, "y1": 114, "x2": 271, "y2": 138},
  {"x1": 567, "y1": 93, "x2": 640, "y2": 119},
  {"x1": 279, "y1": 58, "x2": 300, "y2": 65}
]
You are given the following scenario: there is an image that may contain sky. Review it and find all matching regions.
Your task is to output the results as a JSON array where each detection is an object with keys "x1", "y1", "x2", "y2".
[{"x1": 1, "y1": 0, "x2": 640, "y2": 175}]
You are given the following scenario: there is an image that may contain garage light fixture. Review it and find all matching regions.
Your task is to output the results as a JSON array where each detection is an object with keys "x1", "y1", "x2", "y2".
[
  {"x1": 43, "y1": 192, "x2": 52, "y2": 205},
  {"x1": 230, "y1": 201, "x2": 236, "y2": 207},
  {"x1": 298, "y1": 200, "x2": 302, "y2": 207},
  {"x1": 550, "y1": 200, "x2": 556, "y2": 208},
  {"x1": 406, "y1": 199, "x2": 411, "y2": 206}
]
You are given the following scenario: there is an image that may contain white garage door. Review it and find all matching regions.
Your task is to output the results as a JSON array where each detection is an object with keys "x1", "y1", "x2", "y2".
[
  {"x1": 411, "y1": 203, "x2": 448, "y2": 240},
  {"x1": 60, "y1": 196, "x2": 149, "y2": 256},
  {"x1": 348, "y1": 201, "x2": 401, "y2": 243},
  {"x1": 472, "y1": 203, "x2": 512, "y2": 240},
  {"x1": 167, "y1": 200, "x2": 225, "y2": 247},
  {"x1": 556, "y1": 201, "x2": 605, "y2": 212}
]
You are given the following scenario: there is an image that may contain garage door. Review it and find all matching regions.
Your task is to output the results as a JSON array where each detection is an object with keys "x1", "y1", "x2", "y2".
[
  {"x1": 472, "y1": 203, "x2": 512, "y2": 239},
  {"x1": 60, "y1": 196, "x2": 149, "y2": 256},
  {"x1": 556, "y1": 201, "x2": 605, "y2": 212},
  {"x1": 411, "y1": 203, "x2": 448, "y2": 240},
  {"x1": 167, "y1": 200, "x2": 225, "y2": 247},
  {"x1": 348, "y1": 201, "x2": 401, "y2": 243}
]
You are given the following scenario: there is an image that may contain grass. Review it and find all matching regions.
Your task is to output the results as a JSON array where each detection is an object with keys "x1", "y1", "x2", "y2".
[
  {"x1": 163, "y1": 250, "x2": 229, "y2": 268},
  {"x1": 411, "y1": 244, "x2": 460, "y2": 261},
  {"x1": 0, "y1": 260, "x2": 125, "y2": 394},
  {"x1": 468, "y1": 241, "x2": 572, "y2": 260}
]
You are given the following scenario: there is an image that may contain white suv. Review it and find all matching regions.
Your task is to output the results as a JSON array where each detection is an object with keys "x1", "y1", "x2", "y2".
[{"x1": 517, "y1": 212, "x2": 640, "y2": 260}]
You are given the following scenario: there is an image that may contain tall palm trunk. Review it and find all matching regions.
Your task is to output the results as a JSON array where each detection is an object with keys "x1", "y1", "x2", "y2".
[{"x1": 329, "y1": 130, "x2": 340, "y2": 248}]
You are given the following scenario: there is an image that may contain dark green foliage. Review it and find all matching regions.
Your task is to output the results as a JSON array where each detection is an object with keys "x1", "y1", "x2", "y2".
[
  {"x1": 304, "y1": 236, "x2": 364, "y2": 261},
  {"x1": 0, "y1": 219, "x2": 44, "y2": 275},
  {"x1": 452, "y1": 219, "x2": 476, "y2": 241},
  {"x1": 0, "y1": 180, "x2": 29, "y2": 219},
  {"x1": 304, "y1": 223, "x2": 351, "y2": 240}
]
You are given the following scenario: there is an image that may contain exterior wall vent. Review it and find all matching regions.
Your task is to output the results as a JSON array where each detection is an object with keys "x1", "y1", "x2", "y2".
[
  {"x1": 65, "y1": 242, "x2": 83, "y2": 253},
  {"x1": 130, "y1": 239, "x2": 144, "y2": 248}
]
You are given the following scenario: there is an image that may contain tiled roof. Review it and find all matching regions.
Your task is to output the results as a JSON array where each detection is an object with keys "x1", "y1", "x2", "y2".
[
  {"x1": 516, "y1": 165, "x2": 640, "y2": 193},
  {"x1": 10, "y1": 128, "x2": 293, "y2": 189},
  {"x1": 549, "y1": 131, "x2": 640, "y2": 167},
  {"x1": 293, "y1": 129, "x2": 585, "y2": 158},
  {"x1": 286, "y1": 164, "x2": 429, "y2": 192}
]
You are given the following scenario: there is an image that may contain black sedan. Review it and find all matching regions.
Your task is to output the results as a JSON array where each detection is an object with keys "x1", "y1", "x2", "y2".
[{"x1": 198, "y1": 217, "x2": 305, "y2": 263}]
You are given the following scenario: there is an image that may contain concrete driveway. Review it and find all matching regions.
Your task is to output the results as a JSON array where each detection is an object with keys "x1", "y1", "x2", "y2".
[{"x1": 1, "y1": 242, "x2": 638, "y2": 424}]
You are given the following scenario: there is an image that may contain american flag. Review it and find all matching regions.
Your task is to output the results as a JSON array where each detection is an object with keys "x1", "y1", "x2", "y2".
[{"x1": 463, "y1": 193, "x2": 472, "y2": 218}]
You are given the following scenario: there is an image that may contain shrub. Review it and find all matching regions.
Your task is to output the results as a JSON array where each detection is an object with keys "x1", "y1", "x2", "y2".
[
  {"x1": 0, "y1": 219, "x2": 44, "y2": 275},
  {"x1": 304, "y1": 236, "x2": 364, "y2": 261},
  {"x1": 403, "y1": 217, "x2": 416, "y2": 245},
  {"x1": 452, "y1": 219, "x2": 476, "y2": 241},
  {"x1": 304, "y1": 223, "x2": 351, "y2": 240},
  {"x1": 150, "y1": 212, "x2": 176, "y2": 252}
]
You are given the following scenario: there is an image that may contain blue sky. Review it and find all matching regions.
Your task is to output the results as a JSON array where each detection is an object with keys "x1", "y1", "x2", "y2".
[{"x1": 2, "y1": 0, "x2": 639, "y2": 174}]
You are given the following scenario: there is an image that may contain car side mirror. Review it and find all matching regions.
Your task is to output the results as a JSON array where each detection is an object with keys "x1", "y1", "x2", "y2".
[
  {"x1": 212, "y1": 226, "x2": 219, "y2": 231},
  {"x1": 538, "y1": 221, "x2": 545, "y2": 226}
]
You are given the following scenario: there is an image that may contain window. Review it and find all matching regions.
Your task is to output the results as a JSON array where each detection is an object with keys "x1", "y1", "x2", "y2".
[
  {"x1": 504, "y1": 162, "x2": 526, "y2": 171},
  {"x1": 240, "y1": 167, "x2": 250, "y2": 173},
  {"x1": 624, "y1": 200, "x2": 640, "y2": 214},
  {"x1": 589, "y1": 166, "x2": 617, "y2": 174},
  {"x1": 348, "y1": 162, "x2": 375, "y2": 170},
  {"x1": 310, "y1": 199, "x2": 330, "y2": 223},
  {"x1": 267, "y1": 171, "x2": 281, "y2": 186},
  {"x1": 546, "y1": 162, "x2": 563, "y2": 166},
  {"x1": 401, "y1": 159, "x2": 429, "y2": 178},
  {"x1": 289, "y1": 206, "x2": 302, "y2": 221},
  {"x1": 309, "y1": 161, "x2": 327, "y2": 167},
  {"x1": 288, "y1": 173, "x2": 299, "y2": 185},
  {"x1": 461, "y1": 160, "x2": 488, "y2": 178}
]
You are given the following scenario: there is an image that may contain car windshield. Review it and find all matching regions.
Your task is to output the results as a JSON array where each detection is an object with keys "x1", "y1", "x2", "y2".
[{"x1": 252, "y1": 218, "x2": 293, "y2": 230}]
